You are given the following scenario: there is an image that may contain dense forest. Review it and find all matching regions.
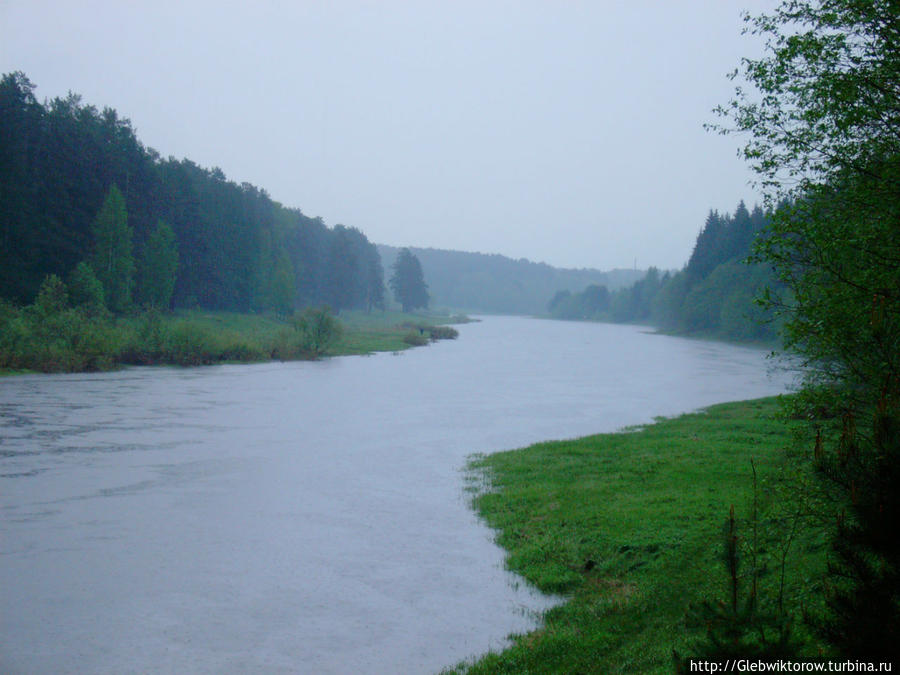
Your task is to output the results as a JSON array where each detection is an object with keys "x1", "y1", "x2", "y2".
[
  {"x1": 378, "y1": 244, "x2": 644, "y2": 315},
  {"x1": 0, "y1": 72, "x2": 384, "y2": 314},
  {"x1": 549, "y1": 201, "x2": 779, "y2": 342}
]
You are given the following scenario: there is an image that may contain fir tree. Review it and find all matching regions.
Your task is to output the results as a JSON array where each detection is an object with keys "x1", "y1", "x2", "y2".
[{"x1": 389, "y1": 248, "x2": 429, "y2": 313}]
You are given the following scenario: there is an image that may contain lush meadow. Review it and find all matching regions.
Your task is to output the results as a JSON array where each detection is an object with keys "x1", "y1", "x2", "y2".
[{"x1": 449, "y1": 397, "x2": 833, "y2": 673}]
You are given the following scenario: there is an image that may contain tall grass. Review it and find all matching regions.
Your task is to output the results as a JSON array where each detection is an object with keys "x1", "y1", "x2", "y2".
[{"x1": 0, "y1": 302, "x2": 464, "y2": 374}]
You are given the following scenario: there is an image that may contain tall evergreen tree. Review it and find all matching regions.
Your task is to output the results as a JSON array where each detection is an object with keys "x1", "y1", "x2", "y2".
[
  {"x1": 389, "y1": 248, "x2": 429, "y2": 313},
  {"x1": 89, "y1": 184, "x2": 134, "y2": 313},
  {"x1": 686, "y1": 210, "x2": 729, "y2": 283},
  {"x1": 0, "y1": 72, "x2": 43, "y2": 303}
]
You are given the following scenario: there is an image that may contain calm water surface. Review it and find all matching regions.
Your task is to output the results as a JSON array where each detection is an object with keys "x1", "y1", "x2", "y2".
[{"x1": 0, "y1": 317, "x2": 793, "y2": 674}]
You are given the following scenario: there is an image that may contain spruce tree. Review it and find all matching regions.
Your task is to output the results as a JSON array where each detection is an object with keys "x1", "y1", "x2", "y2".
[{"x1": 389, "y1": 248, "x2": 429, "y2": 313}]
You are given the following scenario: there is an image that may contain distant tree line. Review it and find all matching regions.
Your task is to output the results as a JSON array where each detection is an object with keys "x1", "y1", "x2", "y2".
[
  {"x1": 548, "y1": 201, "x2": 780, "y2": 342},
  {"x1": 0, "y1": 72, "x2": 384, "y2": 314},
  {"x1": 377, "y1": 244, "x2": 644, "y2": 315}
]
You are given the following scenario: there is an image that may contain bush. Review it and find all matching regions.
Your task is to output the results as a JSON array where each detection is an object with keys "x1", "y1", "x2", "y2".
[
  {"x1": 0, "y1": 301, "x2": 119, "y2": 372},
  {"x1": 291, "y1": 307, "x2": 343, "y2": 358},
  {"x1": 403, "y1": 331, "x2": 429, "y2": 346},
  {"x1": 428, "y1": 325, "x2": 459, "y2": 340},
  {"x1": 163, "y1": 322, "x2": 219, "y2": 366},
  {"x1": 68, "y1": 261, "x2": 105, "y2": 311},
  {"x1": 33, "y1": 274, "x2": 68, "y2": 317}
]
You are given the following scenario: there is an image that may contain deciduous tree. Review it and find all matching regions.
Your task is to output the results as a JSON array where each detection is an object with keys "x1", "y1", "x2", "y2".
[
  {"x1": 68, "y1": 260, "x2": 105, "y2": 311},
  {"x1": 138, "y1": 220, "x2": 178, "y2": 309},
  {"x1": 713, "y1": 0, "x2": 900, "y2": 657},
  {"x1": 89, "y1": 184, "x2": 134, "y2": 313}
]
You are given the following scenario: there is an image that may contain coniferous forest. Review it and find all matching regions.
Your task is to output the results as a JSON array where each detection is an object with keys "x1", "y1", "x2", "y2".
[
  {"x1": 0, "y1": 72, "x2": 384, "y2": 314},
  {"x1": 379, "y1": 244, "x2": 645, "y2": 316},
  {"x1": 548, "y1": 200, "x2": 780, "y2": 342}
]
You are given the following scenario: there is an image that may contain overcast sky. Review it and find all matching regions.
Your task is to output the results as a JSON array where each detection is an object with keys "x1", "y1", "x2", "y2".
[{"x1": 1, "y1": 1, "x2": 773, "y2": 270}]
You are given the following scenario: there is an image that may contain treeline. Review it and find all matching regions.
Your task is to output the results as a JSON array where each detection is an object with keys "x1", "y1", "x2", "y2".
[
  {"x1": 377, "y1": 244, "x2": 644, "y2": 315},
  {"x1": 548, "y1": 201, "x2": 779, "y2": 342},
  {"x1": 0, "y1": 72, "x2": 384, "y2": 313}
]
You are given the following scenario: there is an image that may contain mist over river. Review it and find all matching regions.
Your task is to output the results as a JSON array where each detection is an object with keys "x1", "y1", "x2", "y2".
[{"x1": 1, "y1": 317, "x2": 794, "y2": 674}]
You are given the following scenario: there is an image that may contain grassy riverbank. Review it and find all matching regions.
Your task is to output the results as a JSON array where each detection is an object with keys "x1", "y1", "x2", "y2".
[
  {"x1": 0, "y1": 305, "x2": 463, "y2": 375},
  {"x1": 449, "y1": 397, "x2": 832, "y2": 674}
]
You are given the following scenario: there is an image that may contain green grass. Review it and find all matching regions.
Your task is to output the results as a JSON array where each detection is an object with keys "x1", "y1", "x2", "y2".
[
  {"x1": 138, "y1": 309, "x2": 462, "y2": 358},
  {"x1": 156, "y1": 309, "x2": 439, "y2": 358},
  {"x1": 448, "y1": 397, "x2": 831, "y2": 674},
  {"x1": 0, "y1": 306, "x2": 465, "y2": 373},
  {"x1": 333, "y1": 309, "x2": 431, "y2": 354}
]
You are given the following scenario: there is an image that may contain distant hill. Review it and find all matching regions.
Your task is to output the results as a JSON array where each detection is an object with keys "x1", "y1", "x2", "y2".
[{"x1": 378, "y1": 244, "x2": 645, "y2": 315}]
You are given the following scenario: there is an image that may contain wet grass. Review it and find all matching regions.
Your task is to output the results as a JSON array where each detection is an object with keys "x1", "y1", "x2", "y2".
[
  {"x1": 159, "y1": 309, "x2": 458, "y2": 358},
  {"x1": 333, "y1": 310, "x2": 432, "y2": 354},
  {"x1": 447, "y1": 397, "x2": 831, "y2": 674},
  {"x1": 0, "y1": 307, "x2": 465, "y2": 374}
]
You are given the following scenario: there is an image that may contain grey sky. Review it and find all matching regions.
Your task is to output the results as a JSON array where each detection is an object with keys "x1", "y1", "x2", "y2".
[{"x1": 1, "y1": 1, "x2": 772, "y2": 270}]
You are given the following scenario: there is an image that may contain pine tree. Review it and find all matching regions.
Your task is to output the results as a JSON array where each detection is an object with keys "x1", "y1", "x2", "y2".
[
  {"x1": 389, "y1": 248, "x2": 429, "y2": 313},
  {"x1": 676, "y1": 504, "x2": 797, "y2": 670}
]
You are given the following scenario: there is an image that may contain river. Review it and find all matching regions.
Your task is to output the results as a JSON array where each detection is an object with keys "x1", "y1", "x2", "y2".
[{"x1": 0, "y1": 317, "x2": 794, "y2": 674}]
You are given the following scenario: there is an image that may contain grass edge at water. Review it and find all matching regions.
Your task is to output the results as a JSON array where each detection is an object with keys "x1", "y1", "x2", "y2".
[
  {"x1": 0, "y1": 308, "x2": 466, "y2": 375},
  {"x1": 446, "y1": 396, "x2": 829, "y2": 674}
]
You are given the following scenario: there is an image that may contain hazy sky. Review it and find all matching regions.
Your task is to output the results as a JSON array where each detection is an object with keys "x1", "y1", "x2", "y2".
[{"x1": 1, "y1": 1, "x2": 773, "y2": 270}]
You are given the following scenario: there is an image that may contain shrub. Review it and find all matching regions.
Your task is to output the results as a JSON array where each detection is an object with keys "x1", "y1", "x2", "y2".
[
  {"x1": 68, "y1": 261, "x2": 105, "y2": 311},
  {"x1": 291, "y1": 307, "x2": 343, "y2": 357},
  {"x1": 402, "y1": 331, "x2": 429, "y2": 346},
  {"x1": 164, "y1": 322, "x2": 218, "y2": 366},
  {"x1": 427, "y1": 325, "x2": 458, "y2": 340},
  {"x1": 33, "y1": 274, "x2": 68, "y2": 317}
]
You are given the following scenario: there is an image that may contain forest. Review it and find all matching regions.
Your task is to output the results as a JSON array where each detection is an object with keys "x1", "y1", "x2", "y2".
[
  {"x1": 0, "y1": 72, "x2": 384, "y2": 315},
  {"x1": 379, "y1": 244, "x2": 644, "y2": 315},
  {"x1": 0, "y1": 70, "x2": 649, "y2": 326},
  {"x1": 548, "y1": 201, "x2": 780, "y2": 342}
]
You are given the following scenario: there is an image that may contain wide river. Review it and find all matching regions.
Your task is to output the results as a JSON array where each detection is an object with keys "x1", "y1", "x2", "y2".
[{"x1": 0, "y1": 317, "x2": 793, "y2": 674}]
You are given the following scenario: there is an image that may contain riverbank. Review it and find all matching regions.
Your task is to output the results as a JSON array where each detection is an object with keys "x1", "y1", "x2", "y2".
[
  {"x1": 0, "y1": 306, "x2": 464, "y2": 375},
  {"x1": 449, "y1": 397, "x2": 831, "y2": 674},
  {"x1": 537, "y1": 314, "x2": 781, "y2": 351}
]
